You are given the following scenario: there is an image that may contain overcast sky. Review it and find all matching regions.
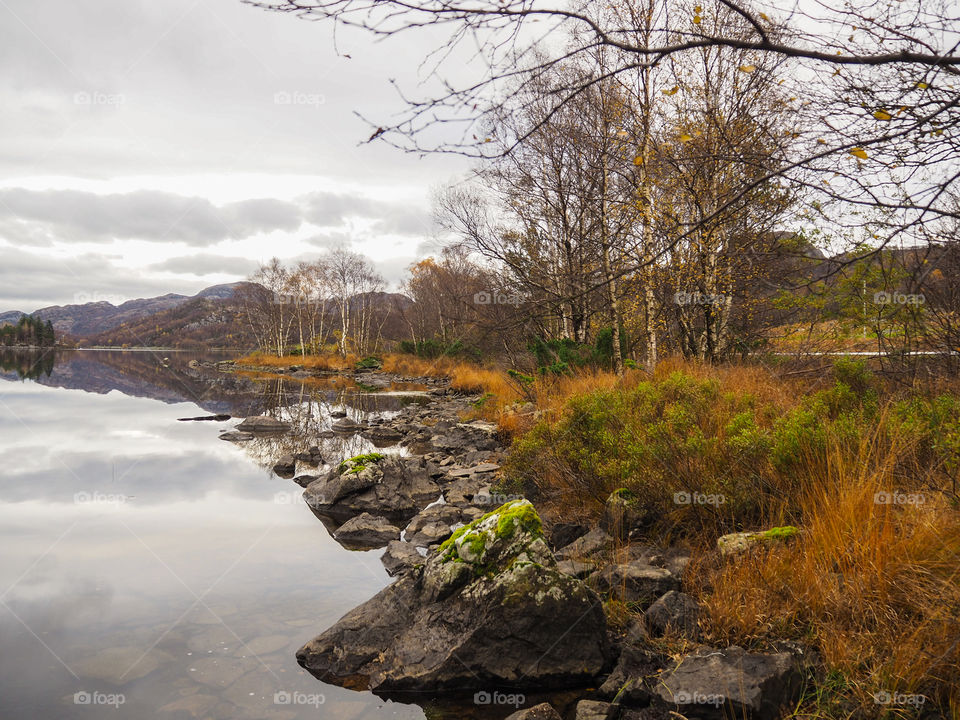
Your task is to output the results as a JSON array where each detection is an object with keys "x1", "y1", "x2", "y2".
[{"x1": 0, "y1": 0, "x2": 470, "y2": 311}]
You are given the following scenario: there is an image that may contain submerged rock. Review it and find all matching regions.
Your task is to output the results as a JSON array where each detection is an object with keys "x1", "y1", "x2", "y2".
[
  {"x1": 297, "y1": 500, "x2": 608, "y2": 693},
  {"x1": 235, "y1": 415, "x2": 290, "y2": 433}
]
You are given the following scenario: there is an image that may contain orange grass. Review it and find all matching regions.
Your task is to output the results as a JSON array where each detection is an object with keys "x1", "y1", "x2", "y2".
[{"x1": 694, "y1": 416, "x2": 960, "y2": 717}]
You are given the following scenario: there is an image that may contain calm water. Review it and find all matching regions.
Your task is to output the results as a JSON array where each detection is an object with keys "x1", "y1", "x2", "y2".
[{"x1": 0, "y1": 349, "x2": 429, "y2": 719}]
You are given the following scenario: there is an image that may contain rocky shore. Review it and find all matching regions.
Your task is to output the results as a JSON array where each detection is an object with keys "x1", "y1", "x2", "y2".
[{"x1": 224, "y1": 366, "x2": 815, "y2": 720}]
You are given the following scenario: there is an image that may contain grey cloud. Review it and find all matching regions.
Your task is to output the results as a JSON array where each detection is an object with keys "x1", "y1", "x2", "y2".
[
  {"x1": 0, "y1": 189, "x2": 303, "y2": 246},
  {"x1": 150, "y1": 254, "x2": 258, "y2": 276},
  {"x1": 0, "y1": 247, "x2": 209, "y2": 310},
  {"x1": 301, "y1": 191, "x2": 430, "y2": 236}
]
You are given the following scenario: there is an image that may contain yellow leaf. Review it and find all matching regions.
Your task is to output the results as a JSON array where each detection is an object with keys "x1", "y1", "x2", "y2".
[
  {"x1": 739, "y1": 65, "x2": 756, "y2": 73},
  {"x1": 693, "y1": 15, "x2": 701, "y2": 23},
  {"x1": 679, "y1": 134, "x2": 694, "y2": 143},
  {"x1": 633, "y1": 155, "x2": 643, "y2": 166},
  {"x1": 759, "y1": 12, "x2": 769, "y2": 21},
  {"x1": 873, "y1": 109, "x2": 892, "y2": 120},
  {"x1": 849, "y1": 147, "x2": 868, "y2": 160},
  {"x1": 662, "y1": 85, "x2": 679, "y2": 96},
  {"x1": 917, "y1": 81, "x2": 928, "y2": 90},
  {"x1": 694, "y1": 4, "x2": 702, "y2": 11},
  {"x1": 817, "y1": 138, "x2": 827, "y2": 144}
]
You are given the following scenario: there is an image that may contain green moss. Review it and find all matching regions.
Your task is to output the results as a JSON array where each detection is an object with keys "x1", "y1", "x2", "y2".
[
  {"x1": 611, "y1": 487, "x2": 638, "y2": 503},
  {"x1": 762, "y1": 525, "x2": 799, "y2": 540},
  {"x1": 337, "y1": 452, "x2": 385, "y2": 475},
  {"x1": 437, "y1": 499, "x2": 544, "y2": 571}
]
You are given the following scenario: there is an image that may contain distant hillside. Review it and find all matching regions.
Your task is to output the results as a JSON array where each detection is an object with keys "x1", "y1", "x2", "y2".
[
  {"x1": 0, "y1": 283, "x2": 246, "y2": 340},
  {"x1": 83, "y1": 284, "x2": 259, "y2": 350}
]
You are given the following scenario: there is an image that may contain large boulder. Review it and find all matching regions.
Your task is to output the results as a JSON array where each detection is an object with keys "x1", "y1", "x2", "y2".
[
  {"x1": 303, "y1": 454, "x2": 440, "y2": 524},
  {"x1": 654, "y1": 646, "x2": 803, "y2": 719},
  {"x1": 297, "y1": 500, "x2": 609, "y2": 693}
]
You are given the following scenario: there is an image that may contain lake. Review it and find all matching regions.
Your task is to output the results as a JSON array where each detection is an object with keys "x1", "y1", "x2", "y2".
[{"x1": 0, "y1": 348, "x2": 432, "y2": 720}]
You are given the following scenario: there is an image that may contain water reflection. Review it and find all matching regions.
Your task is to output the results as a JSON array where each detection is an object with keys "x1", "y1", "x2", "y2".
[{"x1": 0, "y1": 349, "x2": 427, "y2": 720}]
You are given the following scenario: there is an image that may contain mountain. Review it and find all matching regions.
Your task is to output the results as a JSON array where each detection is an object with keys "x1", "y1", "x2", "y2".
[
  {"x1": 0, "y1": 283, "x2": 245, "y2": 338},
  {"x1": 84, "y1": 286, "x2": 258, "y2": 350}
]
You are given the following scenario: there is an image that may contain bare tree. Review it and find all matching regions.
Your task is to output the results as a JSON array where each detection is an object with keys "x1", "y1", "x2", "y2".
[{"x1": 251, "y1": 0, "x2": 960, "y2": 277}]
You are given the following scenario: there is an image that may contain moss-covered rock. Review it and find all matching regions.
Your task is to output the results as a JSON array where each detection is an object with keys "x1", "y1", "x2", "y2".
[
  {"x1": 298, "y1": 498, "x2": 609, "y2": 693},
  {"x1": 337, "y1": 452, "x2": 385, "y2": 476},
  {"x1": 437, "y1": 499, "x2": 549, "y2": 571},
  {"x1": 717, "y1": 526, "x2": 801, "y2": 557}
]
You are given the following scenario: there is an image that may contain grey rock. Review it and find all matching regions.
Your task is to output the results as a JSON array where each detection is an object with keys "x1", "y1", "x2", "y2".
[
  {"x1": 505, "y1": 703, "x2": 563, "y2": 720},
  {"x1": 333, "y1": 513, "x2": 401, "y2": 549},
  {"x1": 272, "y1": 454, "x2": 296, "y2": 479},
  {"x1": 218, "y1": 431, "x2": 253, "y2": 442},
  {"x1": 655, "y1": 646, "x2": 803, "y2": 720},
  {"x1": 293, "y1": 474, "x2": 319, "y2": 488},
  {"x1": 598, "y1": 644, "x2": 666, "y2": 705},
  {"x1": 557, "y1": 559, "x2": 596, "y2": 579},
  {"x1": 235, "y1": 415, "x2": 290, "y2": 433},
  {"x1": 575, "y1": 700, "x2": 615, "y2": 720},
  {"x1": 380, "y1": 540, "x2": 423, "y2": 576},
  {"x1": 304, "y1": 456, "x2": 440, "y2": 524},
  {"x1": 590, "y1": 561, "x2": 679, "y2": 609},
  {"x1": 332, "y1": 417, "x2": 368, "y2": 433},
  {"x1": 555, "y1": 527, "x2": 615, "y2": 561},
  {"x1": 645, "y1": 591, "x2": 700, "y2": 638},
  {"x1": 297, "y1": 500, "x2": 608, "y2": 693}
]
